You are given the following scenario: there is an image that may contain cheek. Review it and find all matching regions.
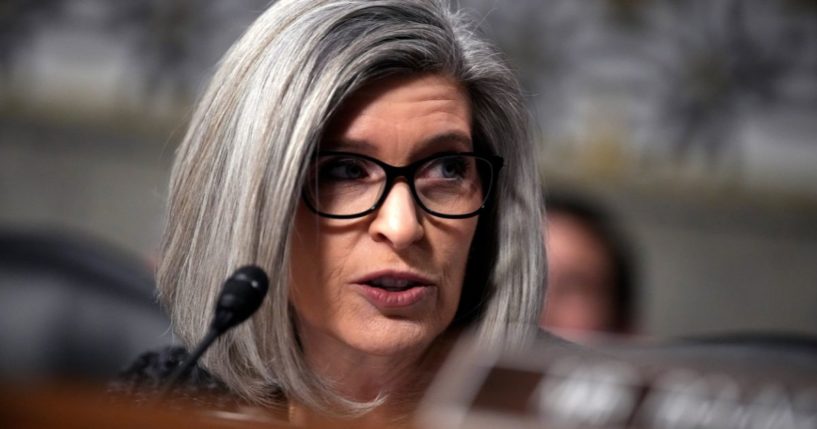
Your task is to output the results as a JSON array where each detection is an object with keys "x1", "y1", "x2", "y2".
[
  {"x1": 289, "y1": 212, "x2": 316, "y2": 309},
  {"x1": 289, "y1": 207, "x2": 331, "y2": 313},
  {"x1": 435, "y1": 218, "x2": 479, "y2": 308},
  {"x1": 289, "y1": 206, "x2": 358, "y2": 317}
]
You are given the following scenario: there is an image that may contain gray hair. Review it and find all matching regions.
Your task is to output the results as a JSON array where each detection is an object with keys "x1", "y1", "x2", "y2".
[{"x1": 158, "y1": 0, "x2": 544, "y2": 412}]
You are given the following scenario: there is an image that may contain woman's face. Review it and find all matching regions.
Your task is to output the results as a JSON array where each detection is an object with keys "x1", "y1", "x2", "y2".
[
  {"x1": 289, "y1": 74, "x2": 479, "y2": 359},
  {"x1": 541, "y1": 212, "x2": 615, "y2": 334}
]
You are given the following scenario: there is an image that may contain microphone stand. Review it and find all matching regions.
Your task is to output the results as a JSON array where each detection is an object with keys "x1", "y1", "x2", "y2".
[
  {"x1": 154, "y1": 265, "x2": 269, "y2": 402},
  {"x1": 157, "y1": 329, "x2": 220, "y2": 399}
]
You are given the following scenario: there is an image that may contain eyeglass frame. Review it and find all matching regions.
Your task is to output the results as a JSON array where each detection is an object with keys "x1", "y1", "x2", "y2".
[{"x1": 301, "y1": 150, "x2": 504, "y2": 219}]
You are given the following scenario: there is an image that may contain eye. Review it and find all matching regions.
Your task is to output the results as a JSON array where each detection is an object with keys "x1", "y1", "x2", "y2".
[
  {"x1": 425, "y1": 155, "x2": 469, "y2": 180},
  {"x1": 318, "y1": 157, "x2": 369, "y2": 181}
]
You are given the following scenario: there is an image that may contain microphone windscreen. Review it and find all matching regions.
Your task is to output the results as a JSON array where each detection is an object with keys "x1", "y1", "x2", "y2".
[{"x1": 211, "y1": 265, "x2": 269, "y2": 332}]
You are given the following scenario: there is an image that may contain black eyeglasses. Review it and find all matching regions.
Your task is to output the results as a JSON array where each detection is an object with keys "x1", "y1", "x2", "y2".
[{"x1": 302, "y1": 151, "x2": 504, "y2": 219}]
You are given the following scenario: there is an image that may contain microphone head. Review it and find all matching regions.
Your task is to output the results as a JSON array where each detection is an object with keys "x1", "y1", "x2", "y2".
[{"x1": 211, "y1": 265, "x2": 269, "y2": 333}]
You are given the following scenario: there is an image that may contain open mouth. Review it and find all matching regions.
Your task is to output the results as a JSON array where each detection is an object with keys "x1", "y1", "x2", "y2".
[
  {"x1": 356, "y1": 272, "x2": 433, "y2": 308},
  {"x1": 366, "y1": 277, "x2": 423, "y2": 292}
]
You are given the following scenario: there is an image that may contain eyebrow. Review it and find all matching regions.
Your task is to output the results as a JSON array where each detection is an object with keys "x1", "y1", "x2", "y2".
[
  {"x1": 326, "y1": 131, "x2": 473, "y2": 154},
  {"x1": 424, "y1": 132, "x2": 473, "y2": 151}
]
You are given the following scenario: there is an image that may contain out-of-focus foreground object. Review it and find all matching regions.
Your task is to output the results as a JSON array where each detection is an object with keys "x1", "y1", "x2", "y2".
[
  {"x1": 0, "y1": 384, "x2": 296, "y2": 429},
  {"x1": 419, "y1": 332, "x2": 817, "y2": 429}
]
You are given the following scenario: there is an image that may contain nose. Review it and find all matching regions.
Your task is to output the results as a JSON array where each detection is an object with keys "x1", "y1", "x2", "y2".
[{"x1": 368, "y1": 181, "x2": 424, "y2": 249}]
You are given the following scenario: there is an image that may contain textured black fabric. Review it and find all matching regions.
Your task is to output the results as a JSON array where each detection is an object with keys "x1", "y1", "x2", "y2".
[{"x1": 110, "y1": 346, "x2": 237, "y2": 409}]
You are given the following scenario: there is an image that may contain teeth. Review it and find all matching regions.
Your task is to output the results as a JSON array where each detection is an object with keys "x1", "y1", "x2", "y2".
[{"x1": 371, "y1": 277, "x2": 415, "y2": 289}]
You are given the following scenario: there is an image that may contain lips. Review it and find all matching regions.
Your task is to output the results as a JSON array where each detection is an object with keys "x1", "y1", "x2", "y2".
[{"x1": 354, "y1": 271, "x2": 435, "y2": 308}]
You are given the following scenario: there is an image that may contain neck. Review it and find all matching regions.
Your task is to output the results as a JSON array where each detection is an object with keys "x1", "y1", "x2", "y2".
[
  {"x1": 288, "y1": 398, "x2": 415, "y2": 429},
  {"x1": 302, "y1": 334, "x2": 433, "y2": 402},
  {"x1": 294, "y1": 329, "x2": 457, "y2": 421},
  {"x1": 289, "y1": 345, "x2": 430, "y2": 428}
]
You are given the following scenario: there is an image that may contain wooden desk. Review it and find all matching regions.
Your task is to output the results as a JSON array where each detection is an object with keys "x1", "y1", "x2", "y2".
[
  {"x1": 0, "y1": 383, "x2": 421, "y2": 428},
  {"x1": 0, "y1": 383, "x2": 294, "y2": 429}
]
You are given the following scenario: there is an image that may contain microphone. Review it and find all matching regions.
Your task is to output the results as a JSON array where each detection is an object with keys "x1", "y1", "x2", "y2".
[
  {"x1": 208, "y1": 265, "x2": 270, "y2": 334},
  {"x1": 158, "y1": 265, "x2": 269, "y2": 399}
]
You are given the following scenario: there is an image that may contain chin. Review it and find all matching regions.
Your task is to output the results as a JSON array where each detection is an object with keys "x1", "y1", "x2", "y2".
[{"x1": 343, "y1": 316, "x2": 443, "y2": 357}]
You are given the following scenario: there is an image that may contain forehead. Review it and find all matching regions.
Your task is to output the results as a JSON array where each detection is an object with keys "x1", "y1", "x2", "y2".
[
  {"x1": 323, "y1": 73, "x2": 473, "y2": 155},
  {"x1": 547, "y1": 213, "x2": 614, "y2": 276},
  {"x1": 344, "y1": 73, "x2": 468, "y2": 110}
]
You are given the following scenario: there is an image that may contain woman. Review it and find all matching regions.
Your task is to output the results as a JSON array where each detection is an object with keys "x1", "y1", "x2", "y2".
[
  {"x1": 540, "y1": 193, "x2": 637, "y2": 339},
  {"x1": 129, "y1": 0, "x2": 543, "y2": 423}
]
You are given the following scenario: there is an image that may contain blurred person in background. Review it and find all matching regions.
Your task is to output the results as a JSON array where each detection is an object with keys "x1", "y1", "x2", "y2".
[{"x1": 540, "y1": 192, "x2": 637, "y2": 341}]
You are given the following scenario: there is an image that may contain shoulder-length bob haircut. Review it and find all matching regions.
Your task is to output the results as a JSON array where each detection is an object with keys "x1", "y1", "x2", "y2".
[{"x1": 158, "y1": 0, "x2": 544, "y2": 411}]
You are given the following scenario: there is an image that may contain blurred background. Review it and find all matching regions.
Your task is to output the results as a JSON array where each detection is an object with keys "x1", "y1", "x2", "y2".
[{"x1": 1, "y1": 0, "x2": 816, "y2": 379}]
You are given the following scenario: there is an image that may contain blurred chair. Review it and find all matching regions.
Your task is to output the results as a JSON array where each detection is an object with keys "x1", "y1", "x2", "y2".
[{"x1": 0, "y1": 229, "x2": 171, "y2": 382}]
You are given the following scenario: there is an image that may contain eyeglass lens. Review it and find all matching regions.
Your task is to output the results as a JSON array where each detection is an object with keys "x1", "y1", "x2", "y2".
[{"x1": 305, "y1": 154, "x2": 493, "y2": 217}]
